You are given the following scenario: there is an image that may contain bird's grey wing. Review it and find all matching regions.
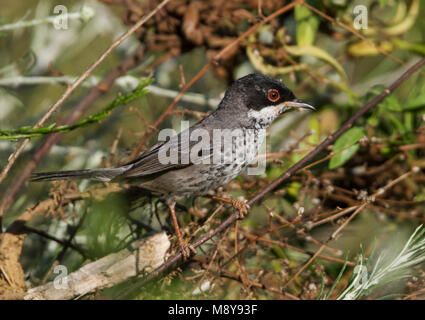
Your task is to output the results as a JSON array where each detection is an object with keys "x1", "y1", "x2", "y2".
[{"x1": 119, "y1": 126, "x2": 213, "y2": 179}]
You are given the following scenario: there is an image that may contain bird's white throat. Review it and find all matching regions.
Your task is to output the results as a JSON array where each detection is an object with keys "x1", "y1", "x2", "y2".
[{"x1": 247, "y1": 105, "x2": 284, "y2": 129}]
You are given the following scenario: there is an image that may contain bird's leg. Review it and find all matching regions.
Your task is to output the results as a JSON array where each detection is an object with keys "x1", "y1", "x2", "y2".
[
  {"x1": 167, "y1": 201, "x2": 195, "y2": 260},
  {"x1": 206, "y1": 195, "x2": 250, "y2": 219}
]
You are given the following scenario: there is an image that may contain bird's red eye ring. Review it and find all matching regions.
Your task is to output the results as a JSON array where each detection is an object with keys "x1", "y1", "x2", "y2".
[{"x1": 268, "y1": 89, "x2": 280, "y2": 102}]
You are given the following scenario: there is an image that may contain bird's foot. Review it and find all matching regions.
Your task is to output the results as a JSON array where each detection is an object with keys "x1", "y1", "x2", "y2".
[
  {"x1": 230, "y1": 199, "x2": 251, "y2": 219},
  {"x1": 177, "y1": 241, "x2": 196, "y2": 260},
  {"x1": 206, "y1": 195, "x2": 251, "y2": 219},
  {"x1": 167, "y1": 201, "x2": 195, "y2": 261}
]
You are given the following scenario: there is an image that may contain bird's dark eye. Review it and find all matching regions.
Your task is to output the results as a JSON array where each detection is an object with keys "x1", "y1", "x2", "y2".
[{"x1": 267, "y1": 89, "x2": 280, "y2": 102}]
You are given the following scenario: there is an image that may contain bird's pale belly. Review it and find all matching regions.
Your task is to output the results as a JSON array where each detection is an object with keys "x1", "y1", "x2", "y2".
[{"x1": 139, "y1": 162, "x2": 245, "y2": 199}]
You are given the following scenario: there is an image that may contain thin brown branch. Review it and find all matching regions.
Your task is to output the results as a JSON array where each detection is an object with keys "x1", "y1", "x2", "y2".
[
  {"x1": 284, "y1": 166, "x2": 418, "y2": 287},
  {"x1": 0, "y1": 45, "x2": 146, "y2": 226},
  {"x1": 240, "y1": 230, "x2": 355, "y2": 266},
  {"x1": 0, "y1": 183, "x2": 122, "y2": 294},
  {"x1": 284, "y1": 203, "x2": 366, "y2": 288},
  {"x1": 23, "y1": 225, "x2": 86, "y2": 258},
  {"x1": 0, "y1": 0, "x2": 170, "y2": 200}
]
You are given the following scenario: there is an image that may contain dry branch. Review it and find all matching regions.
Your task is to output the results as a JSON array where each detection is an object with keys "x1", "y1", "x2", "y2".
[
  {"x1": 0, "y1": 184, "x2": 122, "y2": 299},
  {"x1": 24, "y1": 232, "x2": 170, "y2": 300},
  {"x1": 0, "y1": 195, "x2": 81, "y2": 298}
]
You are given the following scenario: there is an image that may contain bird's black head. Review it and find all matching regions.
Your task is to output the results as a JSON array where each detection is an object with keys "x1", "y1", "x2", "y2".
[
  {"x1": 218, "y1": 73, "x2": 314, "y2": 127},
  {"x1": 234, "y1": 73, "x2": 296, "y2": 110}
]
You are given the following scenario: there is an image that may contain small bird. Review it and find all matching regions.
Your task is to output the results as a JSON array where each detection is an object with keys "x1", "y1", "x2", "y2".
[{"x1": 32, "y1": 73, "x2": 314, "y2": 258}]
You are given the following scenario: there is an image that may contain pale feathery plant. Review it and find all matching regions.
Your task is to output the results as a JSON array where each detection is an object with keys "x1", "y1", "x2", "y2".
[{"x1": 318, "y1": 225, "x2": 425, "y2": 300}]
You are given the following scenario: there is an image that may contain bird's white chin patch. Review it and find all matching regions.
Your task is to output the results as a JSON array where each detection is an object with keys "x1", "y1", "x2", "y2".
[{"x1": 247, "y1": 104, "x2": 286, "y2": 127}]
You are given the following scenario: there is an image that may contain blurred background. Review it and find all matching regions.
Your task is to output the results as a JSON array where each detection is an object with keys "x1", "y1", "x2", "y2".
[{"x1": 0, "y1": 0, "x2": 425, "y2": 299}]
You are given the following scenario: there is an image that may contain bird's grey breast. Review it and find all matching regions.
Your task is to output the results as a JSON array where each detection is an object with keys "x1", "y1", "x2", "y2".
[
  {"x1": 138, "y1": 126, "x2": 265, "y2": 199},
  {"x1": 133, "y1": 101, "x2": 270, "y2": 199}
]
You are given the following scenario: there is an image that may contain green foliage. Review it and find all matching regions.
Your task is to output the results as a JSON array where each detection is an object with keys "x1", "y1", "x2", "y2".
[
  {"x1": 286, "y1": 181, "x2": 301, "y2": 198},
  {"x1": 405, "y1": 91, "x2": 425, "y2": 111},
  {"x1": 0, "y1": 77, "x2": 152, "y2": 140},
  {"x1": 318, "y1": 253, "x2": 350, "y2": 300},
  {"x1": 380, "y1": 93, "x2": 402, "y2": 112},
  {"x1": 329, "y1": 127, "x2": 366, "y2": 169},
  {"x1": 294, "y1": 4, "x2": 319, "y2": 46},
  {"x1": 364, "y1": 82, "x2": 425, "y2": 149},
  {"x1": 80, "y1": 193, "x2": 132, "y2": 259}
]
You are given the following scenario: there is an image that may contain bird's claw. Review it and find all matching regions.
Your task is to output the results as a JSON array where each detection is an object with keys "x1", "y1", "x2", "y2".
[
  {"x1": 179, "y1": 242, "x2": 196, "y2": 260},
  {"x1": 231, "y1": 199, "x2": 251, "y2": 219}
]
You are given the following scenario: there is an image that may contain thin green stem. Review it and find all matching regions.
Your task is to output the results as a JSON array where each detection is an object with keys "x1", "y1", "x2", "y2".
[{"x1": 0, "y1": 78, "x2": 151, "y2": 140}]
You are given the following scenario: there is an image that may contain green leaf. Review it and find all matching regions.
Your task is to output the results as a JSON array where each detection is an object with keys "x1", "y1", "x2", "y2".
[
  {"x1": 379, "y1": 93, "x2": 402, "y2": 112},
  {"x1": 294, "y1": 5, "x2": 319, "y2": 46},
  {"x1": 387, "y1": 112, "x2": 406, "y2": 134},
  {"x1": 405, "y1": 92, "x2": 425, "y2": 111},
  {"x1": 316, "y1": 273, "x2": 326, "y2": 300},
  {"x1": 285, "y1": 45, "x2": 348, "y2": 83},
  {"x1": 380, "y1": 146, "x2": 391, "y2": 155},
  {"x1": 294, "y1": 4, "x2": 311, "y2": 20},
  {"x1": 271, "y1": 246, "x2": 287, "y2": 260},
  {"x1": 286, "y1": 182, "x2": 301, "y2": 198},
  {"x1": 323, "y1": 252, "x2": 349, "y2": 300},
  {"x1": 329, "y1": 127, "x2": 366, "y2": 169},
  {"x1": 271, "y1": 260, "x2": 284, "y2": 271},
  {"x1": 266, "y1": 166, "x2": 285, "y2": 180},
  {"x1": 392, "y1": 39, "x2": 425, "y2": 55},
  {"x1": 378, "y1": 0, "x2": 392, "y2": 7}
]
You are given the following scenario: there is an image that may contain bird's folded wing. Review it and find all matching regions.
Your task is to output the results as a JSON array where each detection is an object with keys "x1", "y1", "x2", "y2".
[{"x1": 119, "y1": 127, "x2": 213, "y2": 178}]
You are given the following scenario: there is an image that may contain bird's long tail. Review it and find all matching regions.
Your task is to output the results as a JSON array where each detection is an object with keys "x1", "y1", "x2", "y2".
[{"x1": 31, "y1": 167, "x2": 128, "y2": 182}]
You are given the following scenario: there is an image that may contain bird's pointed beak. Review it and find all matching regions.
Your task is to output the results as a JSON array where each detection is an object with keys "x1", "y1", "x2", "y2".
[{"x1": 283, "y1": 99, "x2": 315, "y2": 111}]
